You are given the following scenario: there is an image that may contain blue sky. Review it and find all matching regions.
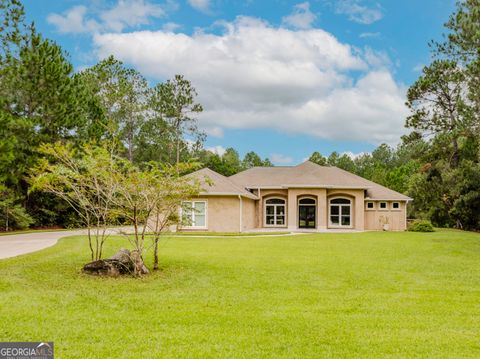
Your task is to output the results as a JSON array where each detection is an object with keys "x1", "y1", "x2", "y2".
[{"x1": 24, "y1": 0, "x2": 455, "y2": 164}]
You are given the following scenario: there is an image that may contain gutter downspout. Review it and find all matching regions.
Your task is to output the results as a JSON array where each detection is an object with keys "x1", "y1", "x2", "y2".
[{"x1": 238, "y1": 195, "x2": 243, "y2": 233}]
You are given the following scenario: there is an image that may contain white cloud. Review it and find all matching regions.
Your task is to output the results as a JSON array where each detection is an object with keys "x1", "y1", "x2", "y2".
[
  {"x1": 271, "y1": 153, "x2": 294, "y2": 165},
  {"x1": 206, "y1": 145, "x2": 227, "y2": 156},
  {"x1": 162, "y1": 22, "x2": 181, "y2": 32},
  {"x1": 48, "y1": 0, "x2": 165, "y2": 34},
  {"x1": 101, "y1": 0, "x2": 165, "y2": 32},
  {"x1": 188, "y1": 0, "x2": 210, "y2": 13},
  {"x1": 94, "y1": 16, "x2": 407, "y2": 145},
  {"x1": 335, "y1": 0, "x2": 383, "y2": 25},
  {"x1": 282, "y1": 2, "x2": 317, "y2": 30},
  {"x1": 47, "y1": 6, "x2": 100, "y2": 33}
]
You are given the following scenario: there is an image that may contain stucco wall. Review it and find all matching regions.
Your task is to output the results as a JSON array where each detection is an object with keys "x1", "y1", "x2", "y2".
[
  {"x1": 364, "y1": 201, "x2": 407, "y2": 231},
  {"x1": 242, "y1": 198, "x2": 256, "y2": 231},
  {"x1": 179, "y1": 196, "x2": 240, "y2": 232}
]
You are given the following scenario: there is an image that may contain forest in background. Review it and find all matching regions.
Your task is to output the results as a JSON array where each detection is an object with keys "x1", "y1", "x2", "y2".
[{"x1": 1, "y1": 0, "x2": 479, "y2": 231}]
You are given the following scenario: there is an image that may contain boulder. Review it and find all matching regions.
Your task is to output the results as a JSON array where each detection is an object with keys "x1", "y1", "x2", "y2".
[{"x1": 82, "y1": 248, "x2": 148, "y2": 276}]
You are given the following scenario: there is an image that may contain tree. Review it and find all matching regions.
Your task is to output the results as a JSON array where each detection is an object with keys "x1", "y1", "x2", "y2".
[
  {"x1": 144, "y1": 164, "x2": 201, "y2": 270},
  {"x1": 0, "y1": 186, "x2": 32, "y2": 231},
  {"x1": 308, "y1": 151, "x2": 328, "y2": 166},
  {"x1": 30, "y1": 143, "x2": 122, "y2": 260},
  {"x1": 79, "y1": 56, "x2": 149, "y2": 162},
  {"x1": 150, "y1": 75, "x2": 204, "y2": 165},
  {"x1": 242, "y1": 151, "x2": 273, "y2": 168},
  {"x1": 406, "y1": 60, "x2": 471, "y2": 167}
]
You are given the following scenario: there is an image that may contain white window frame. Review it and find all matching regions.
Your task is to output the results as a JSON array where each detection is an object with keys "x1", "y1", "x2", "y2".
[
  {"x1": 328, "y1": 197, "x2": 353, "y2": 228},
  {"x1": 366, "y1": 201, "x2": 375, "y2": 210},
  {"x1": 181, "y1": 200, "x2": 208, "y2": 229},
  {"x1": 264, "y1": 197, "x2": 287, "y2": 227},
  {"x1": 379, "y1": 202, "x2": 388, "y2": 210},
  {"x1": 391, "y1": 202, "x2": 401, "y2": 211}
]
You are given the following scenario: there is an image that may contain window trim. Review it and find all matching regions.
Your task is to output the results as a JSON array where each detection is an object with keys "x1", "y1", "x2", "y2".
[
  {"x1": 366, "y1": 201, "x2": 375, "y2": 211},
  {"x1": 181, "y1": 200, "x2": 208, "y2": 229},
  {"x1": 328, "y1": 196, "x2": 353, "y2": 229},
  {"x1": 298, "y1": 196, "x2": 317, "y2": 206},
  {"x1": 379, "y1": 201, "x2": 388, "y2": 211},
  {"x1": 391, "y1": 202, "x2": 401, "y2": 211},
  {"x1": 264, "y1": 197, "x2": 287, "y2": 227}
]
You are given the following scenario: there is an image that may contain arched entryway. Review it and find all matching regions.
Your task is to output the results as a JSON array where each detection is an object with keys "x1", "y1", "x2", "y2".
[{"x1": 298, "y1": 197, "x2": 316, "y2": 229}]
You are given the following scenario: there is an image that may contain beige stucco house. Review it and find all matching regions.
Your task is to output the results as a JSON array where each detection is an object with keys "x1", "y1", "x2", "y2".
[{"x1": 180, "y1": 161, "x2": 412, "y2": 232}]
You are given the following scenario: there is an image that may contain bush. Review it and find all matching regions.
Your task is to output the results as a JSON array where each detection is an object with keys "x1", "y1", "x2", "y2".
[{"x1": 408, "y1": 219, "x2": 435, "y2": 232}]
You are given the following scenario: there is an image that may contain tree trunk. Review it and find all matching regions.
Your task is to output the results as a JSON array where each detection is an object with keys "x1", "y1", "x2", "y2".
[
  {"x1": 128, "y1": 124, "x2": 133, "y2": 162},
  {"x1": 176, "y1": 125, "x2": 180, "y2": 166},
  {"x1": 153, "y1": 237, "x2": 159, "y2": 270},
  {"x1": 452, "y1": 137, "x2": 459, "y2": 167}
]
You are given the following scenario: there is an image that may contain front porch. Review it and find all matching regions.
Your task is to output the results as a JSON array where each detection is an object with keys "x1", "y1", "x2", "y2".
[{"x1": 254, "y1": 187, "x2": 365, "y2": 231}]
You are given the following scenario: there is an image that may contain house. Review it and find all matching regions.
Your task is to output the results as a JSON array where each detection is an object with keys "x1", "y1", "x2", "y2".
[{"x1": 180, "y1": 161, "x2": 412, "y2": 232}]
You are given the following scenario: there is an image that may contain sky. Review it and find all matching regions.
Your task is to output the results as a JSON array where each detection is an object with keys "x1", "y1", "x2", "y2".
[{"x1": 23, "y1": 0, "x2": 456, "y2": 164}]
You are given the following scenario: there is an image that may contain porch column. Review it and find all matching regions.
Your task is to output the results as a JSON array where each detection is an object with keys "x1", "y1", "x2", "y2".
[
  {"x1": 287, "y1": 189, "x2": 297, "y2": 230},
  {"x1": 317, "y1": 189, "x2": 327, "y2": 230}
]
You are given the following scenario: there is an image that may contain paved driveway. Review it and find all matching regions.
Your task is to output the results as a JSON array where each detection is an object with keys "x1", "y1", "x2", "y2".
[
  {"x1": 0, "y1": 230, "x2": 87, "y2": 260},
  {"x1": 0, "y1": 228, "x2": 137, "y2": 260}
]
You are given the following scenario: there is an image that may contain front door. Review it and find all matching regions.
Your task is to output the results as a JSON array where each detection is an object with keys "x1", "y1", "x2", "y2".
[{"x1": 299, "y1": 205, "x2": 316, "y2": 229}]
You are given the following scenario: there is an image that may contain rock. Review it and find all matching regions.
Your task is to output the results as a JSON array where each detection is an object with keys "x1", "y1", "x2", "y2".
[
  {"x1": 82, "y1": 248, "x2": 148, "y2": 276},
  {"x1": 82, "y1": 260, "x2": 121, "y2": 277}
]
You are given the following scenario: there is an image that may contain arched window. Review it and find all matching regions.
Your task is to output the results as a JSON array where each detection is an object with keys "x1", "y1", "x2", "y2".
[
  {"x1": 265, "y1": 198, "x2": 286, "y2": 226},
  {"x1": 299, "y1": 198, "x2": 316, "y2": 205},
  {"x1": 329, "y1": 197, "x2": 352, "y2": 227}
]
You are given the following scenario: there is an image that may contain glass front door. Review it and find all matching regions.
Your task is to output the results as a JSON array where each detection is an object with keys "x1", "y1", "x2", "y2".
[{"x1": 298, "y1": 205, "x2": 316, "y2": 229}]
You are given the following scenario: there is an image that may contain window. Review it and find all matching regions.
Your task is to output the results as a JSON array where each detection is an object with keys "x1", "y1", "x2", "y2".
[
  {"x1": 329, "y1": 198, "x2": 352, "y2": 227},
  {"x1": 379, "y1": 202, "x2": 387, "y2": 210},
  {"x1": 366, "y1": 202, "x2": 375, "y2": 210},
  {"x1": 392, "y1": 202, "x2": 400, "y2": 210},
  {"x1": 265, "y1": 198, "x2": 286, "y2": 226},
  {"x1": 182, "y1": 201, "x2": 207, "y2": 228}
]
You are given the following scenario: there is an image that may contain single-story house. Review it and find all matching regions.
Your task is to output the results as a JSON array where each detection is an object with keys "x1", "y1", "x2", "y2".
[{"x1": 180, "y1": 161, "x2": 412, "y2": 232}]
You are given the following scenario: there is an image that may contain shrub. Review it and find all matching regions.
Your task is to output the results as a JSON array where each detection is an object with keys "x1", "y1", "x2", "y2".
[{"x1": 408, "y1": 219, "x2": 435, "y2": 232}]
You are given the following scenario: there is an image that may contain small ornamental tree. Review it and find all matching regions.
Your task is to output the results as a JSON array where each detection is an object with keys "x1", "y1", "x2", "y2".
[
  {"x1": 30, "y1": 143, "x2": 121, "y2": 260},
  {"x1": 112, "y1": 162, "x2": 201, "y2": 270},
  {"x1": 145, "y1": 164, "x2": 201, "y2": 270}
]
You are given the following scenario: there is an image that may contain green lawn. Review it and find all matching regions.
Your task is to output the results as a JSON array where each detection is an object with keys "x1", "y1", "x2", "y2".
[{"x1": 1, "y1": 230, "x2": 480, "y2": 357}]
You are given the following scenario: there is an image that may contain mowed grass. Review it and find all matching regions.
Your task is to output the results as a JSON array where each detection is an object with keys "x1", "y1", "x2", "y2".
[{"x1": 1, "y1": 230, "x2": 480, "y2": 358}]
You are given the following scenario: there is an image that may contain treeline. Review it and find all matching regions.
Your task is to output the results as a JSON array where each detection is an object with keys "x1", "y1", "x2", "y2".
[
  {"x1": 311, "y1": 0, "x2": 480, "y2": 230},
  {"x1": 1, "y1": 0, "x2": 479, "y2": 231},
  {"x1": 0, "y1": 0, "x2": 271, "y2": 230}
]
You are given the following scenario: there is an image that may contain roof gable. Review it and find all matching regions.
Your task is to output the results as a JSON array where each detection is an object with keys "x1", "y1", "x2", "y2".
[
  {"x1": 229, "y1": 161, "x2": 411, "y2": 201},
  {"x1": 186, "y1": 167, "x2": 258, "y2": 199}
]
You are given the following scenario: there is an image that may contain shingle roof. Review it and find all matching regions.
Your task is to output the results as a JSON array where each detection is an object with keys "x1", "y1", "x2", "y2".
[
  {"x1": 229, "y1": 161, "x2": 412, "y2": 201},
  {"x1": 186, "y1": 168, "x2": 258, "y2": 200}
]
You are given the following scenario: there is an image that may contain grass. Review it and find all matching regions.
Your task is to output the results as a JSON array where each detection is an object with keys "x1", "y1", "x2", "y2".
[
  {"x1": 0, "y1": 228, "x2": 71, "y2": 236},
  {"x1": 1, "y1": 230, "x2": 480, "y2": 357}
]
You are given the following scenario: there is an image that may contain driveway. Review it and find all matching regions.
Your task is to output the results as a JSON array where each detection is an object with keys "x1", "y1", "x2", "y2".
[
  {"x1": 0, "y1": 230, "x2": 86, "y2": 260},
  {"x1": 0, "y1": 228, "x2": 134, "y2": 260}
]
